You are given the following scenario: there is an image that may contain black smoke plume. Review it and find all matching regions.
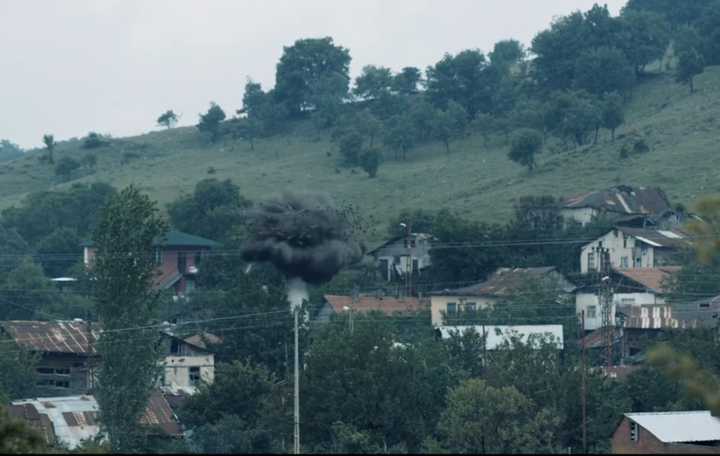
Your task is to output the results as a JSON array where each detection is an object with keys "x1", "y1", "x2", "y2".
[{"x1": 241, "y1": 192, "x2": 361, "y2": 285}]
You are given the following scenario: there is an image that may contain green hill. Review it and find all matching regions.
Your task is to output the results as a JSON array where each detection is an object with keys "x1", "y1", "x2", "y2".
[{"x1": 2, "y1": 67, "x2": 720, "y2": 237}]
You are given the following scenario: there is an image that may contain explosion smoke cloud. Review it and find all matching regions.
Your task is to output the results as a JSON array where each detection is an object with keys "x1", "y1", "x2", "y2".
[{"x1": 241, "y1": 192, "x2": 361, "y2": 285}]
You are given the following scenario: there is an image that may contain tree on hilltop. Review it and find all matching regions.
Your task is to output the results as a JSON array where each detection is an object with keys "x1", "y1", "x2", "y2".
[{"x1": 156, "y1": 110, "x2": 178, "y2": 129}]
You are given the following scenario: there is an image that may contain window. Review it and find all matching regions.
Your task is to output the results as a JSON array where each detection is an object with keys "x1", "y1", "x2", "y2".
[
  {"x1": 465, "y1": 302, "x2": 477, "y2": 313},
  {"x1": 189, "y1": 367, "x2": 201, "y2": 386},
  {"x1": 700, "y1": 301, "x2": 710, "y2": 309},
  {"x1": 170, "y1": 339, "x2": 181, "y2": 355},
  {"x1": 587, "y1": 305, "x2": 597, "y2": 319},
  {"x1": 447, "y1": 302, "x2": 458, "y2": 315},
  {"x1": 37, "y1": 367, "x2": 54, "y2": 375},
  {"x1": 154, "y1": 248, "x2": 163, "y2": 266},
  {"x1": 621, "y1": 298, "x2": 636, "y2": 306},
  {"x1": 630, "y1": 421, "x2": 639, "y2": 442},
  {"x1": 620, "y1": 256, "x2": 629, "y2": 269},
  {"x1": 186, "y1": 279, "x2": 195, "y2": 293},
  {"x1": 623, "y1": 235, "x2": 628, "y2": 248},
  {"x1": 412, "y1": 259, "x2": 419, "y2": 273},
  {"x1": 36, "y1": 367, "x2": 70, "y2": 376},
  {"x1": 177, "y1": 251, "x2": 187, "y2": 273},
  {"x1": 587, "y1": 252, "x2": 596, "y2": 271}
]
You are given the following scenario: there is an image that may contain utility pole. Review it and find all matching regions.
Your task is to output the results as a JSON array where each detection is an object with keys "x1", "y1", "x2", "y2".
[
  {"x1": 580, "y1": 310, "x2": 587, "y2": 454},
  {"x1": 404, "y1": 223, "x2": 412, "y2": 297},
  {"x1": 293, "y1": 307, "x2": 300, "y2": 455},
  {"x1": 597, "y1": 246, "x2": 613, "y2": 370}
]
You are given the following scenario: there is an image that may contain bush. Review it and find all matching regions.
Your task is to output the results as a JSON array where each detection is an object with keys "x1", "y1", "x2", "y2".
[
  {"x1": 82, "y1": 132, "x2": 109, "y2": 149},
  {"x1": 360, "y1": 148, "x2": 382, "y2": 178},
  {"x1": 55, "y1": 157, "x2": 81, "y2": 179},
  {"x1": 338, "y1": 131, "x2": 364, "y2": 166},
  {"x1": 633, "y1": 138, "x2": 650, "y2": 154},
  {"x1": 121, "y1": 151, "x2": 140, "y2": 165}
]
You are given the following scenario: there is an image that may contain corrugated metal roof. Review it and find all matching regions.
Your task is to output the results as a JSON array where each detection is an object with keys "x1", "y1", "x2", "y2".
[
  {"x1": 324, "y1": 295, "x2": 425, "y2": 315},
  {"x1": 617, "y1": 227, "x2": 692, "y2": 249},
  {"x1": 439, "y1": 325, "x2": 564, "y2": 349},
  {"x1": 563, "y1": 186, "x2": 671, "y2": 215},
  {"x1": 614, "y1": 267, "x2": 680, "y2": 293},
  {"x1": 0, "y1": 321, "x2": 97, "y2": 355},
  {"x1": 626, "y1": 411, "x2": 720, "y2": 443},
  {"x1": 10, "y1": 392, "x2": 182, "y2": 449}
]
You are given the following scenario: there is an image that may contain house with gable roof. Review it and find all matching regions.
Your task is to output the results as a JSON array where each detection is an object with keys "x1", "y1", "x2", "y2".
[
  {"x1": 561, "y1": 185, "x2": 672, "y2": 226},
  {"x1": 83, "y1": 229, "x2": 220, "y2": 297},
  {"x1": 612, "y1": 410, "x2": 720, "y2": 454}
]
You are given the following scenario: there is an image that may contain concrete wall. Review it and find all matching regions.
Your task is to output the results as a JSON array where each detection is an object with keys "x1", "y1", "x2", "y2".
[
  {"x1": 581, "y1": 230, "x2": 655, "y2": 274},
  {"x1": 430, "y1": 295, "x2": 496, "y2": 327},
  {"x1": 561, "y1": 207, "x2": 598, "y2": 226},
  {"x1": 576, "y1": 292, "x2": 673, "y2": 330},
  {"x1": 375, "y1": 235, "x2": 432, "y2": 282},
  {"x1": 161, "y1": 354, "x2": 215, "y2": 389}
]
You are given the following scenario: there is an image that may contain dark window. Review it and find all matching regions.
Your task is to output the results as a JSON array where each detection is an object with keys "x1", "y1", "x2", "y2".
[
  {"x1": 37, "y1": 367, "x2": 54, "y2": 375},
  {"x1": 170, "y1": 339, "x2": 181, "y2": 355},
  {"x1": 189, "y1": 367, "x2": 201, "y2": 386},
  {"x1": 155, "y1": 249, "x2": 163, "y2": 266},
  {"x1": 630, "y1": 421, "x2": 639, "y2": 442},
  {"x1": 55, "y1": 380, "x2": 70, "y2": 388},
  {"x1": 177, "y1": 251, "x2": 187, "y2": 273},
  {"x1": 447, "y1": 303, "x2": 458, "y2": 315},
  {"x1": 412, "y1": 259, "x2": 419, "y2": 272},
  {"x1": 465, "y1": 302, "x2": 477, "y2": 313}
]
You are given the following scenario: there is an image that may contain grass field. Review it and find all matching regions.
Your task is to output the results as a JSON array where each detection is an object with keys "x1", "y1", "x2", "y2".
[{"x1": 1, "y1": 66, "x2": 719, "y2": 239}]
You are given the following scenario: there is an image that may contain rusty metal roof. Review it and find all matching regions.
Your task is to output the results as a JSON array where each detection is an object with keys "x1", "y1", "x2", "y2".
[
  {"x1": 562, "y1": 185, "x2": 671, "y2": 215},
  {"x1": 431, "y1": 267, "x2": 574, "y2": 297},
  {"x1": 0, "y1": 320, "x2": 97, "y2": 355},
  {"x1": 324, "y1": 295, "x2": 425, "y2": 315},
  {"x1": 614, "y1": 267, "x2": 680, "y2": 293},
  {"x1": 140, "y1": 390, "x2": 183, "y2": 437}
]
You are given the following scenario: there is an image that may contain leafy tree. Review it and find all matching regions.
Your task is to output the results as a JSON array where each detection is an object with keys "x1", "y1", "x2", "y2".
[
  {"x1": 351, "y1": 110, "x2": 382, "y2": 148},
  {"x1": 426, "y1": 49, "x2": 497, "y2": 117},
  {"x1": 0, "y1": 225, "x2": 30, "y2": 273},
  {"x1": 489, "y1": 39, "x2": 526, "y2": 71},
  {"x1": 0, "y1": 345, "x2": 38, "y2": 402},
  {"x1": 54, "y1": 156, "x2": 81, "y2": 180},
  {"x1": 508, "y1": 128, "x2": 543, "y2": 171},
  {"x1": 180, "y1": 361, "x2": 288, "y2": 453},
  {"x1": 392, "y1": 66, "x2": 422, "y2": 95},
  {"x1": 360, "y1": 147, "x2": 382, "y2": 178},
  {"x1": 0, "y1": 140, "x2": 23, "y2": 162},
  {"x1": 574, "y1": 46, "x2": 636, "y2": 96},
  {"x1": 560, "y1": 91, "x2": 602, "y2": 146},
  {"x1": 601, "y1": 92, "x2": 625, "y2": 141},
  {"x1": 232, "y1": 117, "x2": 262, "y2": 151},
  {"x1": 625, "y1": 366, "x2": 683, "y2": 412},
  {"x1": 241, "y1": 80, "x2": 267, "y2": 118},
  {"x1": 353, "y1": 65, "x2": 393, "y2": 100},
  {"x1": 0, "y1": 406, "x2": 45, "y2": 453},
  {"x1": 1, "y1": 182, "x2": 116, "y2": 247},
  {"x1": 42, "y1": 134, "x2": 55, "y2": 164},
  {"x1": 618, "y1": 10, "x2": 671, "y2": 75},
  {"x1": 697, "y1": 2, "x2": 720, "y2": 65},
  {"x1": 382, "y1": 115, "x2": 415, "y2": 160},
  {"x1": 197, "y1": 102, "x2": 226, "y2": 143},
  {"x1": 91, "y1": 186, "x2": 168, "y2": 452},
  {"x1": 302, "y1": 315, "x2": 453, "y2": 452},
  {"x1": 438, "y1": 378, "x2": 557, "y2": 454},
  {"x1": 274, "y1": 37, "x2": 351, "y2": 116},
  {"x1": 82, "y1": 132, "x2": 109, "y2": 149},
  {"x1": 676, "y1": 48, "x2": 705, "y2": 93},
  {"x1": 167, "y1": 178, "x2": 250, "y2": 242},
  {"x1": 156, "y1": 110, "x2": 178, "y2": 129},
  {"x1": 338, "y1": 130, "x2": 364, "y2": 166},
  {"x1": 432, "y1": 101, "x2": 468, "y2": 153},
  {"x1": 35, "y1": 227, "x2": 83, "y2": 277},
  {"x1": 0, "y1": 257, "x2": 60, "y2": 320}
]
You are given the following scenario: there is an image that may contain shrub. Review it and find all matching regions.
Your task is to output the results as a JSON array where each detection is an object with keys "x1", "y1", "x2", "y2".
[
  {"x1": 360, "y1": 148, "x2": 382, "y2": 178},
  {"x1": 55, "y1": 157, "x2": 81, "y2": 179},
  {"x1": 82, "y1": 132, "x2": 109, "y2": 149}
]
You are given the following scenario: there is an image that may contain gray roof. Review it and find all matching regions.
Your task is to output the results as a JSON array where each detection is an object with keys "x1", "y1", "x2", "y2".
[
  {"x1": 626, "y1": 411, "x2": 720, "y2": 443},
  {"x1": 562, "y1": 185, "x2": 671, "y2": 215},
  {"x1": 617, "y1": 227, "x2": 691, "y2": 249},
  {"x1": 431, "y1": 267, "x2": 574, "y2": 297}
]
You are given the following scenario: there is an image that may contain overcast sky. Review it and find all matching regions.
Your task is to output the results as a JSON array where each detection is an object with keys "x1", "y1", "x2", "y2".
[{"x1": 0, "y1": 0, "x2": 626, "y2": 149}]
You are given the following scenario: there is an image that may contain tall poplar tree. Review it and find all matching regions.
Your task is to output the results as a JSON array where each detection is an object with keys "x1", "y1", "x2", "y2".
[{"x1": 92, "y1": 186, "x2": 167, "y2": 452}]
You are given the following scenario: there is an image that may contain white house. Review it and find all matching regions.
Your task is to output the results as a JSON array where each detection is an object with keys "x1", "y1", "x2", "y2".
[
  {"x1": 367, "y1": 233, "x2": 433, "y2": 282},
  {"x1": 561, "y1": 185, "x2": 671, "y2": 226},
  {"x1": 575, "y1": 267, "x2": 680, "y2": 331},
  {"x1": 438, "y1": 324, "x2": 564, "y2": 350},
  {"x1": 580, "y1": 227, "x2": 690, "y2": 274}
]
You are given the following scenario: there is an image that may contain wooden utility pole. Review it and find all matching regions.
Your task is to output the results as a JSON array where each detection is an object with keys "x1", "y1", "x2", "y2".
[
  {"x1": 580, "y1": 310, "x2": 587, "y2": 454},
  {"x1": 597, "y1": 246, "x2": 613, "y2": 369},
  {"x1": 293, "y1": 307, "x2": 300, "y2": 455}
]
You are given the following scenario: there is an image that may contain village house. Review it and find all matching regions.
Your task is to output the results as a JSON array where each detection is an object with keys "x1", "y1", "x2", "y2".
[
  {"x1": 8, "y1": 391, "x2": 182, "y2": 449},
  {"x1": 576, "y1": 267, "x2": 680, "y2": 332},
  {"x1": 429, "y1": 267, "x2": 576, "y2": 327},
  {"x1": 316, "y1": 294, "x2": 426, "y2": 322},
  {"x1": 366, "y1": 232, "x2": 433, "y2": 282},
  {"x1": 612, "y1": 411, "x2": 720, "y2": 454},
  {"x1": 83, "y1": 229, "x2": 220, "y2": 297},
  {"x1": 0, "y1": 320, "x2": 99, "y2": 396},
  {"x1": 561, "y1": 185, "x2": 672, "y2": 226},
  {"x1": 437, "y1": 324, "x2": 564, "y2": 350},
  {"x1": 673, "y1": 294, "x2": 720, "y2": 329},
  {"x1": 0, "y1": 320, "x2": 217, "y2": 397},
  {"x1": 580, "y1": 227, "x2": 690, "y2": 274}
]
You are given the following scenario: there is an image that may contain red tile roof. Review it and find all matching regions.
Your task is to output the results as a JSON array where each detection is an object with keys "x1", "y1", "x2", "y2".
[
  {"x1": 324, "y1": 295, "x2": 425, "y2": 315},
  {"x1": 0, "y1": 320, "x2": 97, "y2": 355}
]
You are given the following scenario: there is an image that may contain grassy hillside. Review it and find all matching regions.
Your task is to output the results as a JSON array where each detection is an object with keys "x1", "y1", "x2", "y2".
[{"x1": 2, "y1": 67, "x2": 720, "y2": 238}]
